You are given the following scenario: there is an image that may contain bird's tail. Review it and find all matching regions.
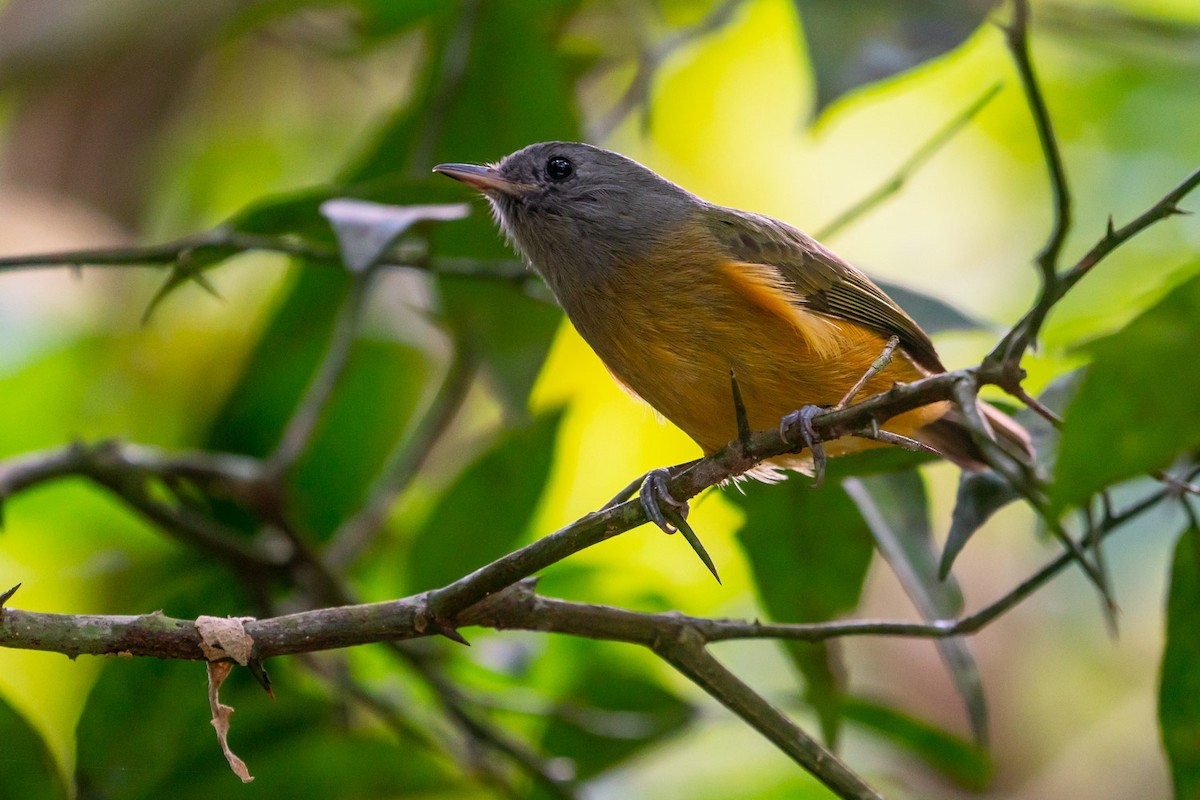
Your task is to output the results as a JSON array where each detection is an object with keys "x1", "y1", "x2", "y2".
[{"x1": 915, "y1": 400, "x2": 1035, "y2": 471}]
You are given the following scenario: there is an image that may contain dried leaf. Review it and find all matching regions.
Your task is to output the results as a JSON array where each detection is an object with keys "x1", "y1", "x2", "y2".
[
  {"x1": 207, "y1": 661, "x2": 253, "y2": 783},
  {"x1": 196, "y1": 615, "x2": 255, "y2": 666}
]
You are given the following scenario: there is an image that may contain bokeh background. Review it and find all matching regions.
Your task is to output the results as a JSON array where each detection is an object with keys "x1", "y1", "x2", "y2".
[{"x1": 1, "y1": 1, "x2": 1198, "y2": 798}]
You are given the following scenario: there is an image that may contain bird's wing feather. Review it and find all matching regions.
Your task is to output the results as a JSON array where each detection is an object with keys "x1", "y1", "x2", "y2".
[{"x1": 704, "y1": 205, "x2": 945, "y2": 373}]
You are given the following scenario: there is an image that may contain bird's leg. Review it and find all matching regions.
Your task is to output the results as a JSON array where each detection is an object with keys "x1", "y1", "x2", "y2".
[
  {"x1": 777, "y1": 336, "x2": 901, "y2": 489},
  {"x1": 780, "y1": 405, "x2": 827, "y2": 488},
  {"x1": 835, "y1": 335, "x2": 900, "y2": 410}
]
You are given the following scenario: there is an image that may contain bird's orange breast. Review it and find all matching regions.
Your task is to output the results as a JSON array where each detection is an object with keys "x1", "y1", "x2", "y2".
[{"x1": 559, "y1": 227, "x2": 944, "y2": 461}]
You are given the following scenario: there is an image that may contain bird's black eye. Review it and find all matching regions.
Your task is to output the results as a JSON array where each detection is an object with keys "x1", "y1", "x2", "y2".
[{"x1": 546, "y1": 156, "x2": 573, "y2": 181}]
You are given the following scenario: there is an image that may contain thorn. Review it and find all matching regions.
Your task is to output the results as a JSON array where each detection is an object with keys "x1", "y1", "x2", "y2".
[
  {"x1": 248, "y1": 659, "x2": 274, "y2": 700},
  {"x1": 188, "y1": 269, "x2": 222, "y2": 300},
  {"x1": 729, "y1": 370, "x2": 753, "y2": 453},
  {"x1": 141, "y1": 273, "x2": 182, "y2": 325},
  {"x1": 602, "y1": 471, "x2": 648, "y2": 511},
  {"x1": 430, "y1": 618, "x2": 471, "y2": 646},
  {"x1": 780, "y1": 406, "x2": 827, "y2": 488},
  {"x1": 0, "y1": 582, "x2": 20, "y2": 608},
  {"x1": 671, "y1": 512, "x2": 720, "y2": 583},
  {"x1": 1166, "y1": 203, "x2": 1192, "y2": 217},
  {"x1": 1106, "y1": 214, "x2": 1115, "y2": 238}
]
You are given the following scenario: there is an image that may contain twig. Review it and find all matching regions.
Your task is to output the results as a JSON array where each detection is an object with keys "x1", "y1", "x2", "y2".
[
  {"x1": 325, "y1": 345, "x2": 478, "y2": 569},
  {"x1": 0, "y1": 228, "x2": 333, "y2": 272},
  {"x1": 1006, "y1": 382, "x2": 1063, "y2": 427},
  {"x1": 949, "y1": 377, "x2": 1112, "y2": 610},
  {"x1": 0, "y1": 440, "x2": 282, "y2": 569},
  {"x1": 591, "y1": 0, "x2": 744, "y2": 140},
  {"x1": 853, "y1": 427, "x2": 939, "y2": 455},
  {"x1": 1006, "y1": 0, "x2": 1071, "y2": 280},
  {"x1": 265, "y1": 269, "x2": 376, "y2": 478},
  {"x1": 395, "y1": 645, "x2": 578, "y2": 800},
  {"x1": 1, "y1": 472, "x2": 1173, "y2": 792},
  {"x1": 989, "y1": 165, "x2": 1200, "y2": 369},
  {"x1": 816, "y1": 82, "x2": 1004, "y2": 241},
  {"x1": 654, "y1": 629, "x2": 881, "y2": 799},
  {"x1": 988, "y1": 0, "x2": 1200, "y2": 371},
  {"x1": 0, "y1": 227, "x2": 537, "y2": 289}
]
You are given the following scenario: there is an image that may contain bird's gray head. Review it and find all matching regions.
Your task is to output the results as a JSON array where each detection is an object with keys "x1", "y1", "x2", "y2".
[{"x1": 434, "y1": 142, "x2": 698, "y2": 294}]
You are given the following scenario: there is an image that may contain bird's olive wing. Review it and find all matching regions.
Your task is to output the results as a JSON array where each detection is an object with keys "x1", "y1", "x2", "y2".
[{"x1": 705, "y1": 206, "x2": 944, "y2": 373}]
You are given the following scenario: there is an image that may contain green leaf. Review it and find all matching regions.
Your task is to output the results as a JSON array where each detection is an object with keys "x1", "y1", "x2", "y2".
[
  {"x1": 942, "y1": 470, "x2": 1015, "y2": 578},
  {"x1": 347, "y1": 0, "x2": 582, "y2": 261},
  {"x1": 731, "y1": 480, "x2": 875, "y2": 745},
  {"x1": 795, "y1": 0, "x2": 1000, "y2": 117},
  {"x1": 206, "y1": 267, "x2": 351, "y2": 458},
  {"x1": 439, "y1": 273, "x2": 562, "y2": 418},
  {"x1": 536, "y1": 645, "x2": 692, "y2": 787},
  {"x1": 204, "y1": 267, "x2": 427, "y2": 540},
  {"x1": 941, "y1": 370, "x2": 1084, "y2": 578},
  {"x1": 875, "y1": 278, "x2": 986, "y2": 336},
  {"x1": 1053, "y1": 272, "x2": 1200, "y2": 512},
  {"x1": 286, "y1": 339, "x2": 427, "y2": 540},
  {"x1": 346, "y1": 1, "x2": 580, "y2": 176},
  {"x1": 843, "y1": 696, "x2": 991, "y2": 790},
  {"x1": 75, "y1": 659, "x2": 449, "y2": 799},
  {"x1": 343, "y1": 0, "x2": 444, "y2": 43},
  {"x1": 1160, "y1": 523, "x2": 1200, "y2": 800},
  {"x1": 844, "y1": 472, "x2": 988, "y2": 745},
  {"x1": 407, "y1": 409, "x2": 564, "y2": 591},
  {"x1": 0, "y1": 692, "x2": 67, "y2": 799}
]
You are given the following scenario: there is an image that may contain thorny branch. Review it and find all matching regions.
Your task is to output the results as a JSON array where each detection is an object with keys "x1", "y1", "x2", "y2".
[
  {"x1": 2, "y1": 1, "x2": 1199, "y2": 797},
  {"x1": 0, "y1": 467, "x2": 1178, "y2": 658}
]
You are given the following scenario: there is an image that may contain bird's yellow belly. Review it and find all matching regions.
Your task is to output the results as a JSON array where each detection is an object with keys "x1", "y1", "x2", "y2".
[{"x1": 566, "y1": 261, "x2": 943, "y2": 459}]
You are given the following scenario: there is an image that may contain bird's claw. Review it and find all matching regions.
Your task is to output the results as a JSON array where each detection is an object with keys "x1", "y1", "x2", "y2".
[
  {"x1": 780, "y1": 404, "x2": 827, "y2": 488},
  {"x1": 639, "y1": 467, "x2": 689, "y2": 534},
  {"x1": 639, "y1": 468, "x2": 719, "y2": 582}
]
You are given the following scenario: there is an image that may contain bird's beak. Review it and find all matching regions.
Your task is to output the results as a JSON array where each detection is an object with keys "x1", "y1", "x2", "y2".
[{"x1": 433, "y1": 163, "x2": 533, "y2": 198}]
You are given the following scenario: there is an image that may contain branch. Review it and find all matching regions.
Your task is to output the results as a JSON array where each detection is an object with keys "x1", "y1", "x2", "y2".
[
  {"x1": 2, "y1": 464, "x2": 1175, "y2": 797},
  {"x1": 988, "y1": 0, "x2": 1200, "y2": 374},
  {"x1": 0, "y1": 441, "x2": 282, "y2": 569},
  {"x1": 0, "y1": 471, "x2": 1162, "y2": 658}
]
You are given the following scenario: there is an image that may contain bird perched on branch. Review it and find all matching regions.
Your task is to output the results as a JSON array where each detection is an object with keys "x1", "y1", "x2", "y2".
[{"x1": 435, "y1": 142, "x2": 1032, "y2": 517}]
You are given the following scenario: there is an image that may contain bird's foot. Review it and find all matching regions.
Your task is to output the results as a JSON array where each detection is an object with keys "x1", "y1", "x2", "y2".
[
  {"x1": 780, "y1": 404, "x2": 827, "y2": 488},
  {"x1": 639, "y1": 467, "x2": 689, "y2": 535}
]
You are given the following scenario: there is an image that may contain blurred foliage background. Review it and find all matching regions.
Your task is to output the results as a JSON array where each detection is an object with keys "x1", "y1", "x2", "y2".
[{"x1": 1, "y1": 0, "x2": 1199, "y2": 798}]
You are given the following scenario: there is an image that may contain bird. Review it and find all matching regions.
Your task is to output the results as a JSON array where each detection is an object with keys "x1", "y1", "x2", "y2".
[{"x1": 434, "y1": 142, "x2": 1032, "y2": 541}]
